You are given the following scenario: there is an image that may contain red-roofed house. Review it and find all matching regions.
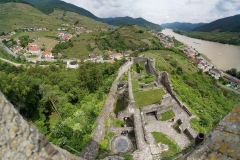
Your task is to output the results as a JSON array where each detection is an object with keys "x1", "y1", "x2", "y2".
[
  {"x1": 114, "y1": 53, "x2": 123, "y2": 60},
  {"x1": 42, "y1": 50, "x2": 54, "y2": 59},
  {"x1": 107, "y1": 51, "x2": 114, "y2": 59},
  {"x1": 13, "y1": 46, "x2": 23, "y2": 54},
  {"x1": 28, "y1": 46, "x2": 41, "y2": 55},
  {"x1": 28, "y1": 43, "x2": 37, "y2": 47}
]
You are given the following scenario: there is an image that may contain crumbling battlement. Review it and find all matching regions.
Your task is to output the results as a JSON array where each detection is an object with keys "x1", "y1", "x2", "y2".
[{"x1": 0, "y1": 91, "x2": 83, "y2": 160}]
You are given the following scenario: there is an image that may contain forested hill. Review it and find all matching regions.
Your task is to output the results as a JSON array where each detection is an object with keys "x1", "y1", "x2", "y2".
[
  {"x1": 193, "y1": 14, "x2": 240, "y2": 32},
  {"x1": 0, "y1": 0, "x2": 31, "y2": 5},
  {"x1": 102, "y1": 17, "x2": 163, "y2": 31},
  {"x1": 25, "y1": 0, "x2": 102, "y2": 21},
  {"x1": 161, "y1": 22, "x2": 206, "y2": 31}
]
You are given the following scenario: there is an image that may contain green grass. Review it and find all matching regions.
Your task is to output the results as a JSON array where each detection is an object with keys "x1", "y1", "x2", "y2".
[
  {"x1": 114, "y1": 100, "x2": 125, "y2": 115},
  {"x1": 34, "y1": 38, "x2": 58, "y2": 50},
  {"x1": 112, "y1": 119, "x2": 124, "y2": 128},
  {"x1": 152, "y1": 132, "x2": 181, "y2": 157},
  {"x1": 161, "y1": 110, "x2": 175, "y2": 121},
  {"x1": 134, "y1": 89, "x2": 165, "y2": 108},
  {"x1": 173, "y1": 38, "x2": 183, "y2": 47},
  {"x1": 143, "y1": 50, "x2": 240, "y2": 134},
  {"x1": 0, "y1": 3, "x2": 62, "y2": 32},
  {"x1": 132, "y1": 80, "x2": 139, "y2": 92},
  {"x1": 138, "y1": 74, "x2": 155, "y2": 84}
]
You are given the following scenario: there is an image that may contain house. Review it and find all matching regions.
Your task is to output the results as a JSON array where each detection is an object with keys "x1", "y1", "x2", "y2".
[
  {"x1": 123, "y1": 50, "x2": 133, "y2": 56},
  {"x1": 60, "y1": 37, "x2": 66, "y2": 43},
  {"x1": 107, "y1": 51, "x2": 114, "y2": 59},
  {"x1": 209, "y1": 68, "x2": 222, "y2": 79},
  {"x1": 28, "y1": 46, "x2": 41, "y2": 55},
  {"x1": 114, "y1": 53, "x2": 123, "y2": 60},
  {"x1": 28, "y1": 43, "x2": 37, "y2": 47},
  {"x1": 223, "y1": 73, "x2": 240, "y2": 89},
  {"x1": 89, "y1": 53, "x2": 98, "y2": 61},
  {"x1": 0, "y1": 36, "x2": 11, "y2": 41},
  {"x1": 57, "y1": 28, "x2": 62, "y2": 31},
  {"x1": 197, "y1": 62, "x2": 205, "y2": 70},
  {"x1": 42, "y1": 50, "x2": 54, "y2": 59},
  {"x1": 13, "y1": 46, "x2": 23, "y2": 54}
]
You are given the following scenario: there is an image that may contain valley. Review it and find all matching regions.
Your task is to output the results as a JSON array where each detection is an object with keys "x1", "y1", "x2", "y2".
[{"x1": 0, "y1": 1, "x2": 240, "y2": 160}]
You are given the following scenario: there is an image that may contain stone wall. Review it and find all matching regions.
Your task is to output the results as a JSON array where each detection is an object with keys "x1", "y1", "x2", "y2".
[
  {"x1": 0, "y1": 91, "x2": 83, "y2": 160},
  {"x1": 158, "y1": 71, "x2": 192, "y2": 117},
  {"x1": 81, "y1": 60, "x2": 133, "y2": 159}
]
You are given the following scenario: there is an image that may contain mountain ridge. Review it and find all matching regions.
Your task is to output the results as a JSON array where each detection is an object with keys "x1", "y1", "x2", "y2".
[
  {"x1": 193, "y1": 14, "x2": 240, "y2": 32},
  {"x1": 161, "y1": 22, "x2": 206, "y2": 31},
  {"x1": 102, "y1": 16, "x2": 163, "y2": 31},
  {"x1": 25, "y1": 0, "x2": 102, "y2": 21}
]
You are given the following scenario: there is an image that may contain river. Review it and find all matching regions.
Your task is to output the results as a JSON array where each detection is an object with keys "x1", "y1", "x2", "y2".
[{"x1": 161, "y1": 29, "x2": 240, "y2": 71}]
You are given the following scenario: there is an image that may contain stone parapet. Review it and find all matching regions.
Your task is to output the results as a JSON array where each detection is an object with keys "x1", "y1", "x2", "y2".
[{"x1": 0, "y1": 91, "x2": 83, "y2": 160}]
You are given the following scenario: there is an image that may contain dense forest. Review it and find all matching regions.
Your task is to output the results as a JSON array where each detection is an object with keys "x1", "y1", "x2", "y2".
[{"x1": 0, "y1": 52, "x2": 124, "y2": 154}]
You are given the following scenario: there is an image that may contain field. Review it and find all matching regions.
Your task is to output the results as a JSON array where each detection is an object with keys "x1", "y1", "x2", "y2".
[
  {"x1": 50, "y1": 9, "x2": 111, "y2": 30},
  {"x1": 34, "y1": 38, "x2": 59, "y2": 50},
  {"x1": 143, "y1": 50, "x2": 240, "y2": 133}
]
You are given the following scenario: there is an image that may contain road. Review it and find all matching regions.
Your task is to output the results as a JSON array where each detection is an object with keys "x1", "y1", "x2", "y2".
[
  {"x1": 0, "y1": 58, "x2": 22, "y2": 66},
  {"x1": 218, "y1": 84, "x2": 240, "y2": 95}
]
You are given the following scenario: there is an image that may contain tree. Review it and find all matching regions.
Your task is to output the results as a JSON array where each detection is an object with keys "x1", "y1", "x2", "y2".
[{"x1": 39, "y1": 84, "x2": 63, "y2": 121}]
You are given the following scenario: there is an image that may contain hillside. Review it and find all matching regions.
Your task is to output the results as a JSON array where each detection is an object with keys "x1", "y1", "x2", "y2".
[
  {"x1": 0, "y1": 2, "x2": 63, "y2": 32},
  {"x1": 25, "y1": 0, "x2": 102, "y2": 21},
  {"x1": 102, "y1": 16, "x2": 162, "y2": 31},
  {"x1": 161, "y1": 22, "x2": 206, "y2": 31},
  {"x1": 194, "y1": 14, "x2": 240, "y2": 32},
  {"x1": 95, "y1": 25, "x2": 162, "y2": 52},
  {"x1": 49, "y1": 9, "x2": 112, "y2": 30}
]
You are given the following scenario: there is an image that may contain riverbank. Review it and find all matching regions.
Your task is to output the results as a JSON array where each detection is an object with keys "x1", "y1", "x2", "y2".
[
  {"x1": 173, "y1": 30, "x2": 240, "y2": 46},
  {"x1": 161, "y1": 29, "x2": 240, "y2": 71}
]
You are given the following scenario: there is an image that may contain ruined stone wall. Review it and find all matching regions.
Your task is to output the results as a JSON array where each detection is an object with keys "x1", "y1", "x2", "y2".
[
  {"x1": 158, "y1": 71, "x2": 192, "y2": 116},
  {"x1": 81, "y1": 60, "x2": 133, "y2": 159},
  {"x1": 0, "y1": 91, "x2": 83, "y2": 160}
]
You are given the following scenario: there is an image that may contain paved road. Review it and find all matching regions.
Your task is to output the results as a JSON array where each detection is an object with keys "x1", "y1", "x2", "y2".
[{"x1": 0, "y1": 58, "x2": 22, "y2": 66}]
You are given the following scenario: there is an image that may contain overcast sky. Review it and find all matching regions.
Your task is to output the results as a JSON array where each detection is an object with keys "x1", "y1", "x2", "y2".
[{"x1": 62, "y1": 0, "x2": 240, "y2": 24}]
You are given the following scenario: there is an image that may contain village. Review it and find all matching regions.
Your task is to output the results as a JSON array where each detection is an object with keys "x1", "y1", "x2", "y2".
[
  {"x1": 155, "y1": 32, "x2": 240, "y2": 90},
  {"x1": 0, "y1": 23, "x2": 134, "y2": 69},
  {"x1": 1, "y1": 25, "x2": 240, "y2": 91}
]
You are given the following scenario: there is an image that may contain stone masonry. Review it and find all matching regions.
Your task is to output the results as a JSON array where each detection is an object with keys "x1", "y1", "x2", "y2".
[{"x1": 0, "y1": 91, "x2": 83, "y2": 160}]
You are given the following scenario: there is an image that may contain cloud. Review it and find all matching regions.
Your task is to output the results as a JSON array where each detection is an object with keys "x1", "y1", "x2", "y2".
[
  {"x1": 215, "y1": 0, "x2": 240, "y2": 12},
  {"x1": 62, "y1": 0, "x2": 240, "y2": 24}
]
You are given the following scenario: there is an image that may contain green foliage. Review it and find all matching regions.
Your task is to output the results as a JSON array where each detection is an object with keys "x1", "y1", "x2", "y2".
[
  {"x1": 112, "y1": 119, "x2": 124, "y2": 128},
  {"x1": 86, "y1": 43, "x2": 94, "y2": 51},
  {"x1": 152, "y1": 132, "x2": 181, "y2": 157},
  {"x1": 226, "y1": 68, "x2": 240, "y2": 79},
  {"x1": 138, "y1": 74, "x2": 155, "y2": 84},
  {"x1": 52, "y1": 42, "x2": 73, "y2": 54},
  {"x1": 96, "y1": 25, "x2": 162, "y2": 52},
  {"x1": 98, "y1": 139, "x2": 110, "y2": 152},
  {"x1": 0, "y1": 57, "x2": 124, "y2": 155},
  {"x1": 160, "y1": 110, "x2": 175, "y2": 121},
  {"x1": 114, "y1": 100, "x2": 125, "y2": 115},
  {"x1": 70, "y1": 60, "x2": 77, "y2": 65}
]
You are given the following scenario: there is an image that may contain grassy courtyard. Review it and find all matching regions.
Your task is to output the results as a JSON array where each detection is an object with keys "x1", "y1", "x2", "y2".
[
  {"x1": 152, "y1": 132, "x2": 181, "y2": 157},
  {"x1": 161, "y1": 110, "x2": 175, "y2": 121},
  {"x1": 134, "y1": 89, "x2": 165, "y2": 108}
]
